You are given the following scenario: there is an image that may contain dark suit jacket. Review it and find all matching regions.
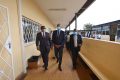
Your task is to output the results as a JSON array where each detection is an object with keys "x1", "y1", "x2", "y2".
[
  {"x1": 70, "y1": 34, "x2": 82, "y2": 51},
  {"x1": 52, "y1": 30, "x2": 65, "y2": 47},
  {"x1": 36, "y1": 32, "x2": 51, "y2": 51}
]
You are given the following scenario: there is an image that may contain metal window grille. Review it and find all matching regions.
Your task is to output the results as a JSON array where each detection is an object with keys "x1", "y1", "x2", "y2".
[{"x1": 22, "y1": 16, "x2": 41, "y2": 43}]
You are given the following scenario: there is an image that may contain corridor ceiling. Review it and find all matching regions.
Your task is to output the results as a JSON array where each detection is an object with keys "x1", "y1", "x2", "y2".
[{"x1": 34, "y1": 0, "x2": 95, "y2": 28}]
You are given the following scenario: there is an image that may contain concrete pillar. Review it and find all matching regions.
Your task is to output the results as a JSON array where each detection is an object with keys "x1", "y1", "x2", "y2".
[{"x1": 109, "y1": 23, "x2": 117, "y2": 41}]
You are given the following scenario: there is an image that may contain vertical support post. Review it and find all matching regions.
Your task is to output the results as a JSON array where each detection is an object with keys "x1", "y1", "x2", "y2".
[
  {"x1": 75, "y1": 13, "x2": 77, "y2": 29},
  {"x1": 69, "y1": 24, "x2": 70, "y2": 31},
  {"x1": 109, "y1": 23, "x2": 117, "y2": 41}
]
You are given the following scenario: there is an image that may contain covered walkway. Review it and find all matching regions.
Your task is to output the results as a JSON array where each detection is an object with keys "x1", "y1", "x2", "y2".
[
  {"x1": 1, "y1": 0, "x2": 120, "y2": 80},
  {"x1": 24, "y1": 48, "x2": 96, "y2": 80}
]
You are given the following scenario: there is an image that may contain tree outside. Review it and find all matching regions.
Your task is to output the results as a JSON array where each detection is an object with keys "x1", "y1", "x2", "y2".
[{"x1": 83, "y1": 23, "x2": 93, "y2": 30}]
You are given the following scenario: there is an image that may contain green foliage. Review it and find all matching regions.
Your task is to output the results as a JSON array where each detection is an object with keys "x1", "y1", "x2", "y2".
[{"x1": 83, "y1": 23, "x2": 93, "y2": 30}]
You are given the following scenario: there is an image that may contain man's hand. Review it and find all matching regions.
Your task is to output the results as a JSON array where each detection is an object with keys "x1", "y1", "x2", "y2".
[
  {"x1": 57, "y1": 45, "x2": 61, "y2": 48},
  {"x1": 54, "y1": 44, "x2": 61, "y2": 48},
  {"x1": 54, "y1": 45, "x2": 59, "y2": 48}
]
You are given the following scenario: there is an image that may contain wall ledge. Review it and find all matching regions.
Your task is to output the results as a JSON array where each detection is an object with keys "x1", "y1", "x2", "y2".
[
  {"x1": 79, "y1": 52, "x2": 108, "y2": 80},
  {"x1": 83, "y1": 37, "x2": 120, "y2": 45}
]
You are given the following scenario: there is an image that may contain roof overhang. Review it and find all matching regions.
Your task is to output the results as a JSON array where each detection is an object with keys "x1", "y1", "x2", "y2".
[
  {"x1": 66, "y1": 0, "x2": 95, "y2": 29},
  {"x1": 34, "y1": 0, "x2": 95, "y2": 28}
]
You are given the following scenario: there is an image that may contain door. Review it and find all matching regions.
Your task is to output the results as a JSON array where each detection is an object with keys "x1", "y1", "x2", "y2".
[{"x1": 0, "y1": 5, "x2": 14, "y2": 80}]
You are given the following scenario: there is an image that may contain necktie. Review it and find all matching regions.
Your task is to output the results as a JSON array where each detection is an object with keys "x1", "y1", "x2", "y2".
[{"x1": 57, "y1": 30, "x2": 60, "y2": 37}]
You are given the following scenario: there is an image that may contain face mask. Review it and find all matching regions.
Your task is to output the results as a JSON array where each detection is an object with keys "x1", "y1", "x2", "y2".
[
  {"x1": 57, "y1": 27, "x2": 61, "y2": 30},
  {"x1": 73, "y1": 32, "x2": 77, "y2": 35},
  {"x1": 44, "y1": 29, "x2": 46, "y2": 32}
]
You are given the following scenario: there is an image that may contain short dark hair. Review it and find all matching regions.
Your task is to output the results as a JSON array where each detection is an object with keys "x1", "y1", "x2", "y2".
[
  {"x1": 41, "y1": 26, "x2": 46, "y2": 29},
  {"x1": 57, "y1": 24, "x2": 60, "y2": 27},
  {"x1": 74, "y1": 29, "x2": 77, "y2": 31}
]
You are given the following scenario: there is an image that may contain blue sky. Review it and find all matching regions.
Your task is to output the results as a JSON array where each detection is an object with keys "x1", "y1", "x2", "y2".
[{"x1": 67, "y1": 0, "x2": 120, "y2": 30}]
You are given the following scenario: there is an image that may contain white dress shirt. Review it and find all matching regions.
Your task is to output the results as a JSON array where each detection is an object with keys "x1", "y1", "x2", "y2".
[
  {"x1": 74, "y1": 34, "x2": 77, "y2": 47},
  {"x1": 41, "y1": 32, "x2": 45, "y2": 37}
]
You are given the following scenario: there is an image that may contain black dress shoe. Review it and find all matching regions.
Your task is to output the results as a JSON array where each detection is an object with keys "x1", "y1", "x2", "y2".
[
  {"x1": 52, "y1": 57, "x2": 56, "y2": 59},
  {"x1": 58, "y1": 66, "x2": 62, "y2": 71},
  {"x1": 44, "y1": 67, "x2": 48, "y2": 71}
]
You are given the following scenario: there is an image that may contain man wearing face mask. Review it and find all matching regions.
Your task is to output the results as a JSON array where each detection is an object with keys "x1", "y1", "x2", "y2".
[
  {"x1": 36, "y1": 26, "x2": 51, "y2": 71},
  {"x1": 52, "y1": 24, "x2": 65, "y2": 71},
  {"x1": 70, "y1": 29, "x2": 82, "y2": 69}
]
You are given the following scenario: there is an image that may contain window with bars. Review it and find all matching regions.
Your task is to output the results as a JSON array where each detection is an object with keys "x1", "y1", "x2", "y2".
[{"x1": 22, "y1": 16, "x2": 41, "y2": 43}]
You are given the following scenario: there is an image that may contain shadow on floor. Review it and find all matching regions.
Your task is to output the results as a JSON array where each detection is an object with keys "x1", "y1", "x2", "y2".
[
  {"x1": 68, "y1": 50, "x2": 99, "y2": 80},
  {"x1": 76, "y1": 54, "x2": 99, "y2": 80}
]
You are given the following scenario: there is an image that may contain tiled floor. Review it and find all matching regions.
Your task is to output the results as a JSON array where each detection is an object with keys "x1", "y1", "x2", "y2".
[{"x1": 24, "y1": 48, "x2": 98, "y2": 80}]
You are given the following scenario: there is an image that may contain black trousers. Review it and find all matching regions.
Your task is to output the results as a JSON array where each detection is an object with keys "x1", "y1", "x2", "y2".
[
  {"x1": 66, "y1": 42, "x2": 70, "y2": 50},
  {"x1": 71, "y1": 47, "x2": 79, "y2": 67},
  {"x1": 54, "y1": 47, "x2": 63, "y2": 66},
  {"x1": 40, "y1": 48, "x2": 50, "y2": 68}
]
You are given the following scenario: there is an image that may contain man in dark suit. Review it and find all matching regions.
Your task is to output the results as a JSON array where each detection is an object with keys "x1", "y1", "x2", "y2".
[
  {"x1": 52, "y1": 24, "x2": 65, "y2": 71},
  {"x1": 36, "y1": 26, "x2": 51, "y2": 71},
  {"x1": 70, "y1": 29, "x2": 82, "y2": 69}
]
